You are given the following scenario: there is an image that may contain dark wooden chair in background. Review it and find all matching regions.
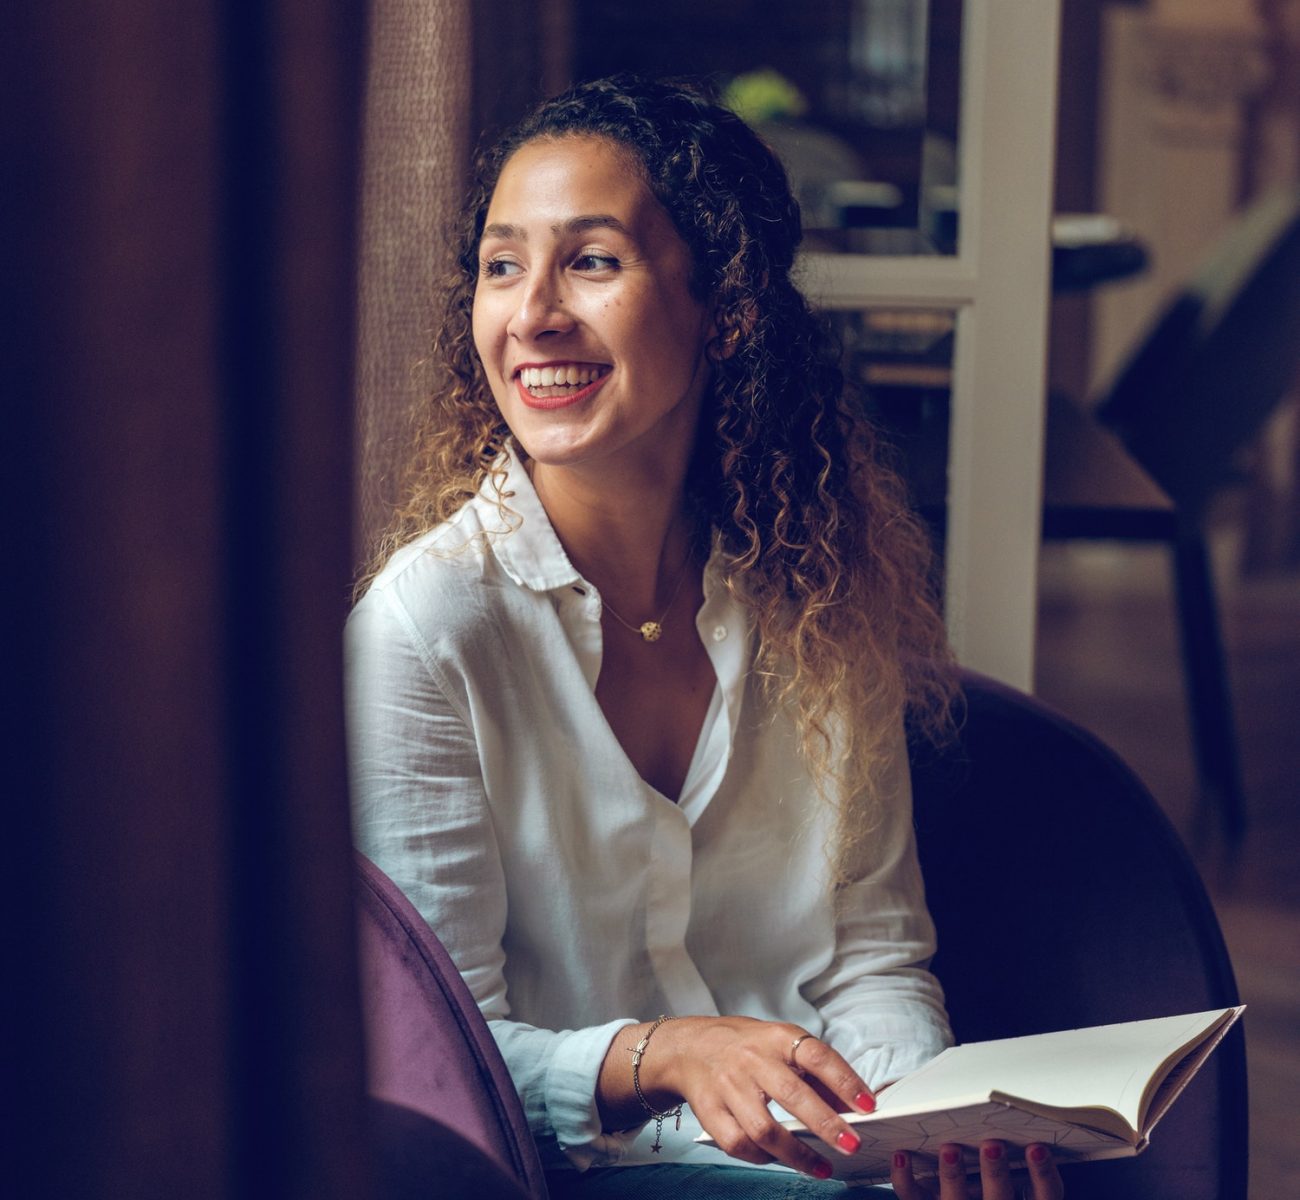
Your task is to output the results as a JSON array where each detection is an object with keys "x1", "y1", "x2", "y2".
[{"x1": 1041, "y1": 186, "x2": 1300, "y2": 843}]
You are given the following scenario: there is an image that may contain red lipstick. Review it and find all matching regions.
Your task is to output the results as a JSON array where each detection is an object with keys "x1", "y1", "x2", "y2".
[{"x1": 515, "y1": 370, "x2": 609, "y2": 411}]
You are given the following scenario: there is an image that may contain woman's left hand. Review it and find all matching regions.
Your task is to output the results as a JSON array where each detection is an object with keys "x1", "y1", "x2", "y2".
[{"x1": 890, "y1": 1141, "x2": 1064, "y2": 1200}]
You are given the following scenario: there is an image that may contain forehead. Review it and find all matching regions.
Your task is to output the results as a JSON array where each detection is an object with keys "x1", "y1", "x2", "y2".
[{"x1": 484, "y1": 135, "x2": 662, "y2": 231}]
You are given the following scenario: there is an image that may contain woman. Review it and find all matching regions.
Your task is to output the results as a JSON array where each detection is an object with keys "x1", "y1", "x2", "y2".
[{"x1": 348, "y1": 76, "x2": 1064, "y2": 1199}]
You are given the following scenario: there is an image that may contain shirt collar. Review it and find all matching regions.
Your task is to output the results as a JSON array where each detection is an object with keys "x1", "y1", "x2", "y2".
[
  {"x1": 471, "y1": 450, "x2": 586, "y2": 594},
  {"x1": 474, "y1": 447, "x2": 731, "y2": 595}
]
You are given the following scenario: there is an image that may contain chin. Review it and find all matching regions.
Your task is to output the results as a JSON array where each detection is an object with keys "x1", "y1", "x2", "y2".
[{"x1": 504, "y1": 416, "x2": 612, "y2": 470}]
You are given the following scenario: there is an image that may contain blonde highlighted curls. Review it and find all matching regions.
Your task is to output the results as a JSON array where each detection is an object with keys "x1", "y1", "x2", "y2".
[{"x1": 359, "y1": 76, "x2": 956, "y2": 877}]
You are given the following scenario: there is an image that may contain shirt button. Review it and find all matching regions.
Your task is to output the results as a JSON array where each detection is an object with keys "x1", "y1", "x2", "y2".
[{"x1": 712, "y1": 625, "x2": 728, "y2": 642}]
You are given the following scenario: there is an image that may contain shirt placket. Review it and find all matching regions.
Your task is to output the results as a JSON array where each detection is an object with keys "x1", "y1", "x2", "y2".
[
  {"x1": 552, "y1": 582, "x2": 602, "y2": 690},
  {"x1": 645, "y1": 798, "x2": 719, "y2": 1017},
  {"x1": 676, "y1": 572, "x2": 747, "y2": 824}
]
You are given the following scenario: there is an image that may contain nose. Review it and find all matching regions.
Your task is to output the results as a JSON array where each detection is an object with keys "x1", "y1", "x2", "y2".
[{"x1": 506, "y1": 267, "x2": 576, "y2": 342}]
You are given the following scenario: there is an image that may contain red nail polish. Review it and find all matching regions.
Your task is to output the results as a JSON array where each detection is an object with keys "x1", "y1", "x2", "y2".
[
  {"x1": 811, "y1": 1160, "x2": 833, "y2": 1180},
  {"x1": 893, "y1": 1151, "x2": 908, "y2": 1169},
  {"x1": 854, "y1": 1090, "x2": 876, "y2": 1113},
  {"x1": 837, "y1": 1130, "x2": 861, "y2": 1154},
  {"x1": 941, "y1": 1146, "x2": 960, "y2": 1166},
  {"x1": 983, "y1": 1143, "x2": 1004, "y2": 1161},
  {"x1": 1028, "y1": 1145, "x2": 1048, "y2": 1164}
]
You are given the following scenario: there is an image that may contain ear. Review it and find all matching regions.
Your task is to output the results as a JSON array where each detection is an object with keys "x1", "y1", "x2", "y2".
[
  {"x1": 707, "y1": 295, "x2": 759, "y2": 362},
  {"x1": 707, "y1": 326, "x2": 743, "y2": 362}
]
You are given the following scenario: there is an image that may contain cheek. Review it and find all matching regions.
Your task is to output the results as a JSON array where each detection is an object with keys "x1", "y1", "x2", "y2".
[{"x1": 469, "y1": 303, "x2": 496, "y2": 366}]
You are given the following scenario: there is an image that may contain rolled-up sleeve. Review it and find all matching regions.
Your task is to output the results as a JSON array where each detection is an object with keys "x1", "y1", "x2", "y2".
[{"x1": 346, "y1": 587, "x2": 640, "y2": 1168}]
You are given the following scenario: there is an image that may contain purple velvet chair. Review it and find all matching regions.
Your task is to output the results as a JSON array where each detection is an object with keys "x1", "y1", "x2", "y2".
[
  {"x1": 356, "y1": 851, "x2": 548, "y2": 1200},
  {"x1": 911, "y1": 671, "x2": 1247, "y2": 1200}
]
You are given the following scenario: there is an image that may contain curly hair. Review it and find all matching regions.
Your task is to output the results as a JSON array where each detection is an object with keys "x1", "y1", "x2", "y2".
[{"x1": 360, "y1": 75, "x2": 956, "y2": 874}]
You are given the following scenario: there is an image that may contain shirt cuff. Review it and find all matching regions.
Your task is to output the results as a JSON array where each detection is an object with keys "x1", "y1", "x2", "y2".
[
  {"x1": 544, "y1": 1018, "x2": 643, "y2": 1170},
  {"x1": 853, "y1": 1015, "x2": 953, "y2": 1090}
]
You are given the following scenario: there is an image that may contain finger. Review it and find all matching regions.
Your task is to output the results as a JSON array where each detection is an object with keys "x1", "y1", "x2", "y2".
[
  {"x1": 787, "y1": 1033, "x2": 876, "y2": 1114},
  {"x1": 730, "y1": 1085, "x2": 835, "y2": 1180},
  {"x1": 1024, "y1": 1144, "x2": 1065, "y2": 1200},
  {"x1": 976, "y1": 1141, "x2": 1015, "y2": 1200},
  {"x1": 760, "y1": 1061, "x2": 865, "y2": 1158},
  {"x1": 936, "y1": 1143, "x2": 968, "y2": 1200},
  {"x1": 691, "y1": 1102, "x2": 773, "y2": 1168},
  {"x1": 890, "y1": 1149, "x2": 936, "y2": 1200}
]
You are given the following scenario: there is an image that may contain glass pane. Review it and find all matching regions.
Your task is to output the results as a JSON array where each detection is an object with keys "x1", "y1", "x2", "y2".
[
  {"x1": 828, "y1": 306, "x2": 956, "y2": 529},
  {"x1": 561, "y1": 0, "x2": 964, "y2": 255}
]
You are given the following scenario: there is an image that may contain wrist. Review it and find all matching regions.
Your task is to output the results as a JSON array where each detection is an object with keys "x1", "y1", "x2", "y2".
[
  {"x1": 627, "y1": 1015, "x2": 684, "y2": 1152},
  {"x1": 628, "y1": 1016, "x2": 684, "y2": 1107}
]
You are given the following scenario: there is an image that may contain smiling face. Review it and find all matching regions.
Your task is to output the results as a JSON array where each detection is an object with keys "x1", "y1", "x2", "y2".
[{"x1": 470, "y1": 135, "x2": 716, "y2": 483}]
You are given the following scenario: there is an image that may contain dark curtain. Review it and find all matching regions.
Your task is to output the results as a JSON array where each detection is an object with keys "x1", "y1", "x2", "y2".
[
  {"x1": 355, "y1": 0, "x2": 472, "y2": 563},
  {"x1": 3, "y1": 4, "x2": 372, "y2": 1197}
]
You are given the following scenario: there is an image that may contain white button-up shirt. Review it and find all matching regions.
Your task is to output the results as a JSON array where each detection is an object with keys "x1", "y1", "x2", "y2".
[{"x1": 346, "y1": 456, "x2": 952, "y2": 1171}]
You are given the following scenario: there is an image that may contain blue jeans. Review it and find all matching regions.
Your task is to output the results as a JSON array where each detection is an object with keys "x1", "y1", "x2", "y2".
[{"x1": 545, "y1": 1164, "x2": 892, "y2": 1198}]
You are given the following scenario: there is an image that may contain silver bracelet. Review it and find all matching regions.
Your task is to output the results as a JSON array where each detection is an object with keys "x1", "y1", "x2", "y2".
[{"x1": 627, "y1": 1014, "x2": 684, "y2": 1153}]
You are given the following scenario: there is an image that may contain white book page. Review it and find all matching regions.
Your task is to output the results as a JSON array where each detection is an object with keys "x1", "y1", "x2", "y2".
[{"x1": 868, "y1": 1009, "x2": 1232, "y2": 1133}]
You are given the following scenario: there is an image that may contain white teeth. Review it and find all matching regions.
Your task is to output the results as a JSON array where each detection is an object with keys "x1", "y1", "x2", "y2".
[{"x1": 520, "y1": 365, "x2": 605, "y2": 389}]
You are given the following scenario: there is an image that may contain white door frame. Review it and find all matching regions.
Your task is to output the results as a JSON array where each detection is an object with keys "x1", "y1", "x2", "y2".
[{"x1": 799, "y1": 0, "x2": 1062, "y2": 690}]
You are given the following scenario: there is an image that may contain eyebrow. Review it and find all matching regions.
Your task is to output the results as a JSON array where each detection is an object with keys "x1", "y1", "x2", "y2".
[{"x1": 480, "y1": 214, "x2": 633, "y2": 243}]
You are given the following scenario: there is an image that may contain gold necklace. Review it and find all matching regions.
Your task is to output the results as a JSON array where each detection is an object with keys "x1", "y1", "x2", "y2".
[{"x1": 600, "y1": 555, "x2": 692, "y2": 643}]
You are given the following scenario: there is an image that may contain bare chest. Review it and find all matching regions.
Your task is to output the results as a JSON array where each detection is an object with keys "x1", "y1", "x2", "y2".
[{"x1": 593, "y1": 622, "x2": 717, "y2": 802}]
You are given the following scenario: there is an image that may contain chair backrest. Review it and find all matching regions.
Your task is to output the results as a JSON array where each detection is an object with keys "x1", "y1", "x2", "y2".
[
  {"x1": 1097, "y1": 186, "x2": 1300, "y2": 517},
  {"x1": 366, "y1": 1097, "x2": 533, "y2": 1200},
  {"x1": 910, "y1": 672, "x2": 1247, "y2": 1200},
  {"x1": 355, "y1": 852, "x2": 548, "y2": 1200}
]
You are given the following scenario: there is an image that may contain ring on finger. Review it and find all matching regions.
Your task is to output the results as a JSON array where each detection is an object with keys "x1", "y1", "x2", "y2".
[{"x1": 788, "y1": 1032, "x2": 816, "y2": 1070}]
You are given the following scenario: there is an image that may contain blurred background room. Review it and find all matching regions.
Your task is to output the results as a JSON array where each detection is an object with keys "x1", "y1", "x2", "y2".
[{"x1": 6, "y1": 1, "x2": 1298, "y2": 1196}]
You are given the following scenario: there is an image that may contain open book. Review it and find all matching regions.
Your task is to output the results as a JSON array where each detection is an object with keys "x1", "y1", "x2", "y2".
[{"x1": 699, "y1": 1007, "x2": 1244, "y2": 1183}]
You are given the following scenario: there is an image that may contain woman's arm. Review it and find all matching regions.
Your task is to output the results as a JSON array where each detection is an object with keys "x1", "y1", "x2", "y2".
[
  {"x1": 595, "y1": 1013, "x2": 879, "y2": 1179},
  {"x1": 346, "y1": 588, "x2": 639, "y2": 1169},
  {"x1": 809, "y1": 730, "x2": 1065, "y2": 1196},
  {"x1": 803, "y1": 724, "x2": 952, "y2": 1087}
]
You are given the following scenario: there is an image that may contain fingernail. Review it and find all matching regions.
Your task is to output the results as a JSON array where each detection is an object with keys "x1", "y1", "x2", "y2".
[
  {"x1": 811, "y1": 1160, "x2": 833, "y2": 1180},
  {"x1": 836, "y1": 1130, "x2": 861, "y2": 1154},
  {"x1": 983, "y1": 1143, "x2": 1004, "y2": 1161},
  {"x1": 941, "y1": 1146, "x2": 960, "y2": 1166},
  {"x1": 893, "y1": 1151, "x2": 908, "y2": 1169},
  {"x1": 854, "y1": 1090, "x2": 876, "y2": 1113},
  {"x1": 1028, "y1": 1145, "x2": 1048, "y2": 1164}
]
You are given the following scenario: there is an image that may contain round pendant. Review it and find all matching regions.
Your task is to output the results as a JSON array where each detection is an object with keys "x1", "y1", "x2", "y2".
[{"x1": 639, "y1": 621, "x2": 663, "y2": 643}]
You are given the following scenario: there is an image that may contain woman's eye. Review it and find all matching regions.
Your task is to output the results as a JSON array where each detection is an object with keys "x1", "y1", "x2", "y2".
[
  {"x1": 481, "y1": 258, "x2": 521, "y2": 278},
  {"x1": 573, "y1": 253, "x2": 619, "y2": 272}
]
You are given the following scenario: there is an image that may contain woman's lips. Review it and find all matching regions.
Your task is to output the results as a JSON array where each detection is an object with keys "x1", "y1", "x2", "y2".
[{"x1": 514, "y1": 370, "x2": 610, "y2": 411}]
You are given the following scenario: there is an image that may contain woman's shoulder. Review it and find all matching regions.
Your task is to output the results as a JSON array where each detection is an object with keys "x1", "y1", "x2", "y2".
[
  {"x1": 375, "y1": 495, "x2": 493, "y2": 575},
  {"x1": 353, "y1": 498, "x2": 518, "y2": 644}
]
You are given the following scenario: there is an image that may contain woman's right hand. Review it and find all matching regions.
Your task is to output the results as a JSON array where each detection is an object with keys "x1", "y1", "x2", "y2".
[
  {"x1": 891, "y1": 1141, "x2": 1065, "y2": 1199},
  {"x1": 894, "y1": 1138, "x2": 1066, "y2": 1196},
  {"x1": 615, "y1": 1015, "x2": 876, "y2": 1179}
]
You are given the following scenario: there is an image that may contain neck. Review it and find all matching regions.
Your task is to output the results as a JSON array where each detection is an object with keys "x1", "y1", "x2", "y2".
[{"x1": 529, "y1": 455, "x2": 696, "y2": 614}]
